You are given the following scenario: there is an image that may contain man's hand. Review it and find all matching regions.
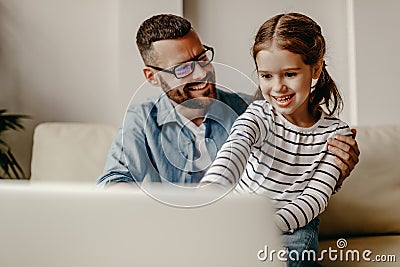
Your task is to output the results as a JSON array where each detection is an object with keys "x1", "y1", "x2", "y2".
[{"x1": 327, "y1": 129, "x2": 360, "y2": 190}]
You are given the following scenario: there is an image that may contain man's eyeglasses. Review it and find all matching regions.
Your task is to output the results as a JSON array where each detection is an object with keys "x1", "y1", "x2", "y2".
[{"x1": 146, "y1": 45, "x2": 214, "y2": 79}]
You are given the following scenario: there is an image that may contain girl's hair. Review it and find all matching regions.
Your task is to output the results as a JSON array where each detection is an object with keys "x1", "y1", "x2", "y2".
[{"x1": 252, "y1": 12, "x2": 343, "y2": 116}]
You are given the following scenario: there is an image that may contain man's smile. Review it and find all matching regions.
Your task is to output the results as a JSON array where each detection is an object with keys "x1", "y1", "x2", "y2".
[{"x1": 186, "y1": 81, "x2": 209, "y2": 91}]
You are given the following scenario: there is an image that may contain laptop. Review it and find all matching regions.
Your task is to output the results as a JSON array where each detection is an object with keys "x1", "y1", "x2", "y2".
[{"x1": 0, "y1": 181, "x2": 284, "y2": 267}]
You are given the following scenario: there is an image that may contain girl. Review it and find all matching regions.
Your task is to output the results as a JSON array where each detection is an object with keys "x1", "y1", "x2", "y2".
[{"x1": 200, "y1": 13, "x2": 353, "y2": 266}]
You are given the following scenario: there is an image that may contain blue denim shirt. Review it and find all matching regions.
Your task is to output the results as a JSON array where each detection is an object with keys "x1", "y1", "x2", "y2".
[{"x1": 97, "y1": 89, "x2": 250, "y2": 185}]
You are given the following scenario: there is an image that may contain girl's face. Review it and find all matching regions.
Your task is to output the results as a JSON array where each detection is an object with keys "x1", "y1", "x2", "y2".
[{"x1": 256, "y1": 46, "x2": 322, "y2": 127}]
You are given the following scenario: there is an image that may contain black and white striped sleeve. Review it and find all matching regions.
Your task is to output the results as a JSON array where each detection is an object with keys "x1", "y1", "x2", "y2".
[{"x1": 199, "y1": 105, "x2": 267, "y2": 188}]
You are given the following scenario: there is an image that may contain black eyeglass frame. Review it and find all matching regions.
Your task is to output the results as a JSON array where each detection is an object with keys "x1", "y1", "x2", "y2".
[{"x1": 146, "y1": 45, "x2": 214, "y2": 79}]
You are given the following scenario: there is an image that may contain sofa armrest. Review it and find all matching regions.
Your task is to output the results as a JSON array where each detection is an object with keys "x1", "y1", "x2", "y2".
[{"x1": 319, "y1": 125, "x2": 400, "y2": 238}]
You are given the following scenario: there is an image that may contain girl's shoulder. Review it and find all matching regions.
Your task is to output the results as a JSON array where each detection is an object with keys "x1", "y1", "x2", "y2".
[
  {"x1": 320, "y1": 112, "x2": 353, "y2": 136},
  {"x1": 247, "y1": 100, "x2": 273, "y2": 115},
  {"x1": 235, "y1": 100, "x2": 274, "y2": 127}
]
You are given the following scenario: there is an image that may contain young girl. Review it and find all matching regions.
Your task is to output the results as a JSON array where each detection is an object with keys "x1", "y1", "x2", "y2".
[{"x1": 200, "y1": 13, "x2": 353, "y2": 266}]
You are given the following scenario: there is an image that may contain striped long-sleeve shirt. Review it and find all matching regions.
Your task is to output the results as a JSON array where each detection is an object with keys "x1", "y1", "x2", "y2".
[{"x1": 200, "y1": 100, "x2": 352, "y2": 232}]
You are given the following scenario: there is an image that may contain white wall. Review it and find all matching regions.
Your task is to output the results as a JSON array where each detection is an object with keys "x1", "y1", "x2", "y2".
[
  {"x1": 1, "y1": 0, "x2": 399, "y2": 178},
  {"x1": 0, "y1": 0, "x2": 182, "y2": 178},
  {"x1": 184, "y1": 0, "x2": 352, "y2": 122},
  {"x1": 184, "y1": 0, "x2": 400, "y2": 127},
  {"x1": 353, "y1": 0, "x2": 400, "y2": 126}
]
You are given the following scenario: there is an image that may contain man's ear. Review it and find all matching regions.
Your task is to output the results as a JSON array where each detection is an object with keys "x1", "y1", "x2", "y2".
[
  {"x1": 312, "y1": 60, "x2": 324, "y2": 79},
  {"x1": 143, "y1": 67, "x2": 159, "y2": 86}
]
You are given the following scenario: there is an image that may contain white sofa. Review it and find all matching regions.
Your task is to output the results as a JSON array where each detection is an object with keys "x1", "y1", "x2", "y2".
[
  {"x1": 30, "y1": 122, "x2": 400, "y2": 266},
  {"x1": 30, "y1": 122, "x2": 117, "y2": 182},
  {"x1": 318, "y1": 125, "x2": 400, "y2": 266}
]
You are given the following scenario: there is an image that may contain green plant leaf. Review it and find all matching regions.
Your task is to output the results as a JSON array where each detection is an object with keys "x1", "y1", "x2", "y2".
[
  {"x1": 7, "y1": 149, "x2": 25, "y2": 179},
  {"x1": 0, "y1": 112, "x2": 31, "y2": 132},
  {"x1": 0, "y1": 149, "x2": 12, "y2": 178},
  {"x1": 0, "y1": 109, "x2": 31, "y2": 179}
]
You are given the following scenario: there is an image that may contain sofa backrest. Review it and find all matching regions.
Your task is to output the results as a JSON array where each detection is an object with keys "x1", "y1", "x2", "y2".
[
  {"x1": 319, "y1": 125, "x2": 400, "y2": 238},
  {"x1": 30, "y1": 122, "x2": 117, "y2": 182},
  {"x1": 31, "y1": 123, "x2": 400, "y2": 237}
]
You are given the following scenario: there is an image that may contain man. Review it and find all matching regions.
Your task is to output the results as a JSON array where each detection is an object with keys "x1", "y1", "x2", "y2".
[{"x1": 97, "y1": 14, "x2": 359, "y2": 188}]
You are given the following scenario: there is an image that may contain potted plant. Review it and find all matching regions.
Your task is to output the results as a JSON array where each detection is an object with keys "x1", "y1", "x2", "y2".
[{"x1": 0, "y1": 109, "x2": 31, "y2": 179}]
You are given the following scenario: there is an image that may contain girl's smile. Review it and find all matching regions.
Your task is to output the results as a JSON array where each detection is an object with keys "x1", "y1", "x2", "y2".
[{"x1": 271, "y1": 93, "x2": 295, "y2": 107}]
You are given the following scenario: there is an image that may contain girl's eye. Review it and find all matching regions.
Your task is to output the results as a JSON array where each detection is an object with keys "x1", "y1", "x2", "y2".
[
  {"x1": 260, "y1": 73, "x2": 272, "y2": 79},
  {"x1": 285, "y1": 72, "x2": 297, "y2": 78}
]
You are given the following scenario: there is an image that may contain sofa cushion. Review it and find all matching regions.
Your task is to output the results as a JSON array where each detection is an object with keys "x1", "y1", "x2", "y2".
[
  {"x1": 319, "y1": 125, "x2": 400, "y2": 238},
  {"x1": 319, "y1": 235, "x2": 400, "y2": 266},
  {"x1": 30, "y1": 122, "x2": 117, "y2": 182}
]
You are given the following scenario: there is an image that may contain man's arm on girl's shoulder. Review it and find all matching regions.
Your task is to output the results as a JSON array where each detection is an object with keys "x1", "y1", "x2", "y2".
[{"x1": 327, "y1": 128, "x2": 360, "y2": 189}]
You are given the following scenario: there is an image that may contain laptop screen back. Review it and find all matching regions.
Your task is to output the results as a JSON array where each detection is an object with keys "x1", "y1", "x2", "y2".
[{"x1": 0, "y1": 182, "x2": 283, "y2": 267}]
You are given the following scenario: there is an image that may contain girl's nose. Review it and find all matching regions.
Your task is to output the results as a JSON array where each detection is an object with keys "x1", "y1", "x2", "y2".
[{"x1": 273, "y1": 78, "x2": 287, "y2": 93}]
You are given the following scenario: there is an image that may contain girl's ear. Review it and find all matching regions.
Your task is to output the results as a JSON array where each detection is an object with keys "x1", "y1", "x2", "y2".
[
  {"x1": 312, "y1": 60, "x2": 324, "y2": 79},
  {"x1": 143, "y1": 67, "x2": 160, "y2": 86}
]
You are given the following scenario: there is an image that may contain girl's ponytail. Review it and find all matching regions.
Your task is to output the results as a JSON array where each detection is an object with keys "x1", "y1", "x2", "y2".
[{"x1": 309, "y1": 62, "x2": 343, "y2": 116}]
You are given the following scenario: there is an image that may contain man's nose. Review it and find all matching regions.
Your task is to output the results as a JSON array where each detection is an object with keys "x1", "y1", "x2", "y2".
[{"x1": 191, "y1": 61, "x2": 207, "y2": 80}]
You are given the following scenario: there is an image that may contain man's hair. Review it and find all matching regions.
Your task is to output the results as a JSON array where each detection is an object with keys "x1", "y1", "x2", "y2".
[{"x1": 136, "y1": 14, "x2": 192, "y2": 65}]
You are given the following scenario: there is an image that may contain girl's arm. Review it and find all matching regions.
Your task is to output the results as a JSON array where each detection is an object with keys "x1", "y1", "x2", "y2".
[
  {"x1": 199, "y1": 106, "x2": 265, "y2": 188},
  {"x1": 274, "y1": 124, "x2": 353, "y2": 232},
  {"x1": 274, "y1": 151, "x2": 340, "y2": 232}
]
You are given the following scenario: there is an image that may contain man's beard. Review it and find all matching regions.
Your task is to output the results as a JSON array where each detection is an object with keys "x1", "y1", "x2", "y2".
[{"x1": 159, "y1": 72, "x2": 217, "y2": 109}]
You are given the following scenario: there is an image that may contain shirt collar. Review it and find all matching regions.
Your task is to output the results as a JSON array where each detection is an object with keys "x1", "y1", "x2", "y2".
[
  {"x1": 204, "y1": 89, "x2": 236, "y2": 131},
  {"x1": 155, "y1": 93, "x2": 178, "y2": 126}
]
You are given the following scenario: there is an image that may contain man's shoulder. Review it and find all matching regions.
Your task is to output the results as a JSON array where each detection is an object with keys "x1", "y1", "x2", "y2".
[
  {"x1": 217, "y1": 89, "x2": 252, "y2": 103},
  {"x1": 216, "y1": 89, "x2": 251, "y2": 115},
  {"x1": 124, "y1": 96, "x2": 165, "y2": 126},
  {"x1": 127, "y1": 94, "x2": 167, "y2": 113}
]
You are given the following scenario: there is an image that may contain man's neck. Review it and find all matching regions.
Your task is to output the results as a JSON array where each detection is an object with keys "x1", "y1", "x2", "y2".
[{"x1": 174, "y1": 103, "x2": 205, "y2": 127}]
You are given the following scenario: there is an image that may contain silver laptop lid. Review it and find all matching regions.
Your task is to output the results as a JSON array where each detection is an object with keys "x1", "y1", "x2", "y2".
[{"x1": 0, "y1": 182, "x2": 283, "y2": 267}]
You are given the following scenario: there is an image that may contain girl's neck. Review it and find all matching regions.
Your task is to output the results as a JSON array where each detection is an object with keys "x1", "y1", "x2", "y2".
[{"x1": 281, "y1": 109, "x2": 321, "y2": 128}]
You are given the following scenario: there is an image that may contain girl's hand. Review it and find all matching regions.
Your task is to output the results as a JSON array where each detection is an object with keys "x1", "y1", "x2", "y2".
[{"x1": 327, "y1": 129, "x2": 360, "y2": 191}]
